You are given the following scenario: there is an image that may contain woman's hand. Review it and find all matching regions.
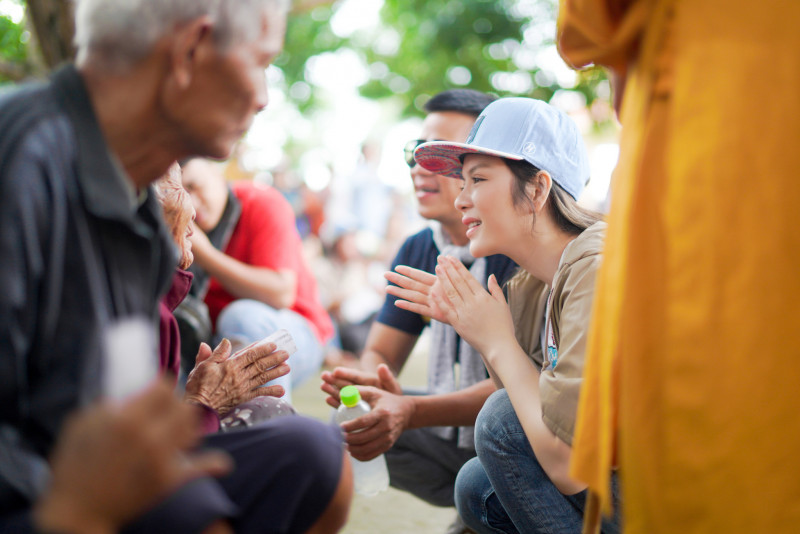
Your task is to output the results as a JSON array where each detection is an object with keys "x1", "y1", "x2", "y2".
[
  {"x1": 384, "y1": 264, "x2": 450, "y2": 323},
  {"x1": 428, "y1": 256, "x2": 517, "y2": 357},
  {"x1": 184, "y1": 338, "x2": 290, "y2": 417}
]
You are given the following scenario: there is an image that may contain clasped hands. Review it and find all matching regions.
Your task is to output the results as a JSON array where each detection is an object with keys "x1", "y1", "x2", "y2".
[
  {"x1": 386, "y1": 255, "x2": 514, "y2": 357},
  {"x1": 184, "y1": 337, "x2": 291, "y2": 417}
]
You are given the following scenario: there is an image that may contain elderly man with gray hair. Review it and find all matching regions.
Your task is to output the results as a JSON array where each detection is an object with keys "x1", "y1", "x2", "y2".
[{"x1": 0, "y1": 1, "x2": 352, "y2": 533}]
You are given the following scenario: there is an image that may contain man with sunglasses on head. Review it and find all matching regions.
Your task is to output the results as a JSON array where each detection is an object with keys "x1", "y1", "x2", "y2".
[{"x1": 322, "y1": 89, "x2": 517, "y2": 530}]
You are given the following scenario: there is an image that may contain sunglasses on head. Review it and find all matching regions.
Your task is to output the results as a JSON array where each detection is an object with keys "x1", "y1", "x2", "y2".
[{"x1": 403, "y1": 139, "x2": 426, "y2": 168}]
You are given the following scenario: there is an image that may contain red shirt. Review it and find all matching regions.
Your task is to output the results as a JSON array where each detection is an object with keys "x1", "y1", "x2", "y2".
[{"x1": 205, "y1": 182, "x2": 334, "y2": 344}]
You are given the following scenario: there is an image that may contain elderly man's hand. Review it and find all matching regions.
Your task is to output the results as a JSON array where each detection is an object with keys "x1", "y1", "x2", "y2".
[
  {"x1": 184, "y1": 338, "x2": 290, "y2": 417},
  {"x1": 34, "y1": 380, "x2": 232, "y2": 534}
]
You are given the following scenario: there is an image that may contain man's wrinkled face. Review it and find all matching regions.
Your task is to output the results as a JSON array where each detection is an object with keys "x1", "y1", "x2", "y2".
[{"x1": 168, "y1": 10, "x2": 287, "y2": 159}]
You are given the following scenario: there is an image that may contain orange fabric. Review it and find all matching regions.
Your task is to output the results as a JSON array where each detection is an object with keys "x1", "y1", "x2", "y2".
[{"x1": 559, "y1": 1, "x2": 800, "y2": 531}]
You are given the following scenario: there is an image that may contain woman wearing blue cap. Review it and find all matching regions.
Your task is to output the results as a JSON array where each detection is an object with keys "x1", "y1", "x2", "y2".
[{"x1": 386, "y1": 97, "x2": 619, "y2": 533}]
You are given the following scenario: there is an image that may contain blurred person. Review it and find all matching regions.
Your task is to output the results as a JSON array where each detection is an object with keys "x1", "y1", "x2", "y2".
[
  {"x1": 558, "y1": 1, "x2": 800, "y2": 532},
  {"x1": 321, "y1": 89, "x2": 518, "y2": 530},
  {"x1": 181, "y1": 157, "x2": 335, "y2": 403},
  {"x1": 391, "y1": 97, "x2": 619, "y2": 533},
  {"x1": 154, "y1": 164, "x2": 294, "y2": 432},
  {"x1": 313, "y1": 225, "x2": 388, "y2": 366},
  {"x1": 0, "y1": 1, "x2": 351, "y2": 532},
  {"x1": 326, "y1": 141, "x2": 394, "y2": 246}
]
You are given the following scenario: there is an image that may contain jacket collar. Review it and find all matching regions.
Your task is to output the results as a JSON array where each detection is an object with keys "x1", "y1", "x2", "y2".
[{"x1": 560, "y1": 221, "x2": 607, "y2": 267}]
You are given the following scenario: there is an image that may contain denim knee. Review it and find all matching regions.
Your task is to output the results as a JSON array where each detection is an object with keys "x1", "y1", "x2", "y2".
[
  {"x1": 454, "y1": 457, "x2": 489, "y2": 531},
  {"x1": 216, "y1": 299, "x2": 281, "y2": 342},
  {"x1": 474, "y1": 389, "x2": 520, "y2": 458}
]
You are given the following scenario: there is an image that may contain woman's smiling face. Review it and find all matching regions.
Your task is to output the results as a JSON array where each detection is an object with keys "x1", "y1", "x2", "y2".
[{"x1": 455, "y1": 154, "x2": 534, "y2": 258}]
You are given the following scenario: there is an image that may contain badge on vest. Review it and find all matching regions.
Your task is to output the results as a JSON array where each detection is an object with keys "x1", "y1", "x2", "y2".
[{"x1": 545, "y1": 318, "x2": 558, "y2": 370}]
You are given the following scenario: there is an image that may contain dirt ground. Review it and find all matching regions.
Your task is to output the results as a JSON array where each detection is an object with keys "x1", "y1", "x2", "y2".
[{"x1": 292, "y1": 334, "x2": 458, "y2": 534}]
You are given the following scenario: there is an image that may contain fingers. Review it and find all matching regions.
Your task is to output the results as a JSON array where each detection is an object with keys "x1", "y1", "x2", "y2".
[
  {"x1": 320, "y1": 375, "x2": 343, "y2": 397},
  {"x1": 194, "y1": 343, "x2": 213, "y2": 365},
  {"x1": 247, "y1": 359, "x2": 290, "y2": 388},
  {"x1": 341, "y1": 411, "x2": 394, "y2": 461},
  {"x1": 428, "y1": 283, "x2": 458, "y2": 326},
  {"x1": 386, "y1": 265, "x2": 436, "y2": 286},
  {"x1": 243, "y1": 384, "x2": 286, "y2": 401},
  {"x1": 211, "y1": 339, "x2": 232, "y2": 363},
  {"x1": 487, "y1": 274, "x2": 506, "y2": 303},
  {"x1": 391, "y1": 298, "x2": 433, "y2": 318},
  {"x1": 339, "y1": 409, "x2": 380, "y2": 436},
  {"x1": 376, "y1": 364, "x2": 402, "y2": 395},
  {"x1": 321, "y1": 367, "x2": 379, "y2": 408},
  {"x1": 347, "y1": 439, "x2": 392, "y2": 462},
  {"x1": 248, "y1": 362, "x2": 291, "y2": 389},
  {"x1": 240, "y1": 341, "x2": 278, "y2": 366},
  {"x1": 436, "y1": 256, "x2": 489, "y2": 306},
  {"x1": 229, "y1": 339, "x2": 260, "y2": 359},
  {"x1": 331, "y1": 367, "x2": 379, "y2": 387},
  {"x1": 384, "y1": 271, "x2": 433, "y2": 295},
  {"x1": 385, "y1": 284, "x2": 435, "y2": 312},
  {"x1": 320, "y1": 383, "x2": 343, "y2": 408},
  {"x1": 435, "y1": 258, "x2": 470, "y2": 304}
]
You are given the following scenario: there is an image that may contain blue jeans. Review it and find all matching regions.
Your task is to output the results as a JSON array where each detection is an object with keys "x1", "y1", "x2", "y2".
[
  {"x1": 216, "y1": 299, "x2": 324, "y2": 403},
  {"x1": 455, "y1": 389, "x2": 620, "y2": 534}
]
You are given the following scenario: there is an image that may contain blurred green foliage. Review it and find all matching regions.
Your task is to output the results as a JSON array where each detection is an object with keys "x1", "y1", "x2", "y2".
[
  {"x1": 0, "y1": 0, "x2": 610, "y2": 125},
  {"x1": 278, "y1": 0, "x2": 609, "y2": 128},
  {"x1": 0, "y1": 3, "x2": 29, "y2": 84}
]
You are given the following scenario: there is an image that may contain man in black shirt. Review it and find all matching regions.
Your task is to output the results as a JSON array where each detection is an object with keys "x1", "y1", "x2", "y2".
[{"x1": 0, "y1": 1, "x2": 351, "y2": 532}]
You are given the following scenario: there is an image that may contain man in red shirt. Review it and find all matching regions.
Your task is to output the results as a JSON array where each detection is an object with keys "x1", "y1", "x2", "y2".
[{"x1": 182, "y1": 158, "x2": 334, "y2": 401}]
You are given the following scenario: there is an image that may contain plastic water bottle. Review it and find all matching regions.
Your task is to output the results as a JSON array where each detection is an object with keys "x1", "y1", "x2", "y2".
[{"x1": 336, "y1": 385, "x2": 389, "y2": 496}]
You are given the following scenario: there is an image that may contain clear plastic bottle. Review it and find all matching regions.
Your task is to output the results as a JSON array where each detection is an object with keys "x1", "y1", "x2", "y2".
[{"x1": 335, "y1": 385, "x2": 389, "y2": 496}]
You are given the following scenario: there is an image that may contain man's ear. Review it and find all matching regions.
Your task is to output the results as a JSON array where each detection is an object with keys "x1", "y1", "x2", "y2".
[
  {"x1": 529, "y1": 170, "x2": 553, "y2": 213},
  {"x1": 169, "y1": 16, "x2": 214, "y2": 89}
]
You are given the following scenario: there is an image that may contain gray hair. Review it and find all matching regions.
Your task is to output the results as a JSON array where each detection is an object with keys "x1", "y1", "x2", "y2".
[{"x1": 74, "y1": 0, "x2": 290, "y2": 70}]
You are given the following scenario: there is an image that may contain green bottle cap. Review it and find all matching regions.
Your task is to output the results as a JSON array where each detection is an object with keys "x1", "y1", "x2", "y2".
[{"x1": 340, "y1": 385, "x2": 361, "y2": 408}]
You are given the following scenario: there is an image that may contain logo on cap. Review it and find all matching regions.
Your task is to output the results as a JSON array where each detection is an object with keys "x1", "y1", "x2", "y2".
[{"x1": 522, "y1": 142, "x2": 536, "y2": 154}]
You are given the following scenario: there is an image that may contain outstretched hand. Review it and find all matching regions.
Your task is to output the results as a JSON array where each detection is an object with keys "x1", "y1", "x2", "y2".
[
  {"x1": 35, "y1": 380, "x2": 232, "y2": 534},
  {"x1": 184, "y1": 338, "x2": 290, "y2": 417},
  {"x1": 384, "y1": 264, "x2": 451, "y2": 324}
]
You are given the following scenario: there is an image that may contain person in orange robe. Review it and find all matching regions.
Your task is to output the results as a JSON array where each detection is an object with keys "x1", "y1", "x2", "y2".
[{"x1": 558, "y1": 1, "x2": 800, "y2": 532}]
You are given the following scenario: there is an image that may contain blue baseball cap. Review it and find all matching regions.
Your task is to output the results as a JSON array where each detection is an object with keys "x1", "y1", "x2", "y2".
[{"x1": 414, "y1": 97, "x2": 590, "y2": 200}]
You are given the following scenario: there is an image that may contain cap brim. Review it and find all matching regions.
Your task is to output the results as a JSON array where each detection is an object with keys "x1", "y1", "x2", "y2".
[{"x1": 414, "y1": 141, "x2": 524, "y2": 179}]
